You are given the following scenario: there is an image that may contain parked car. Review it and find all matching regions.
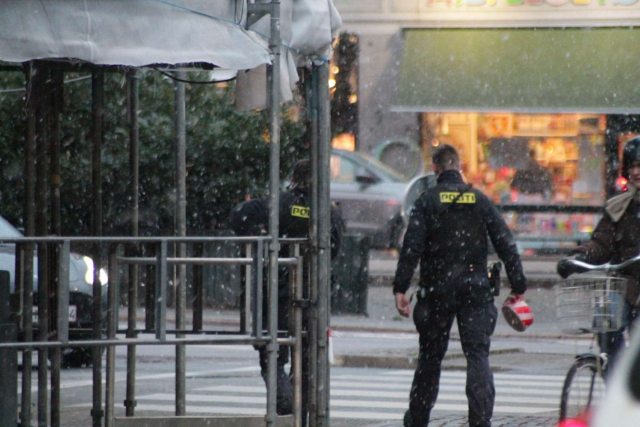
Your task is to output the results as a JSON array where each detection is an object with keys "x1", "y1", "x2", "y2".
[
  {"x1": 330, "y1": 149, "x2": 435, "y2": 249},
  {"x1": 0, "y1": 216, "x2": 108, "y2": 368}
]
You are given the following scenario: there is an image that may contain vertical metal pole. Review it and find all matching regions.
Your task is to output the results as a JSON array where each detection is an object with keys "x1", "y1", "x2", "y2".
[
  {"x1": 293, "y1": 248, "x2": 303, "y2": 427},
  {"x1": 155, "y1": 241, "x2": 168, "y2": 341},
  {"x1": 241, "y1": 243, "x2": 252, "y2": 334},
  {"x1": 192, "y1": 243, "x2": 204, "y2": 332},
  {"x1": 53, "y1": 240, "x2": 69, "y2": 427},
  {"x1": 91, "y1": 66, "x2": 105, "y2": 427},
  {"x1": 57, "y1": 241, "x2": 70, "y2": 344},
  {"x1": 21, "y1": 61, "x2": 37, "y2": 427},
  {"x1": 49, "y1": 64, "x2": 63, "y2": 427},
  {"x1": 252, "y1": 241, "x2": 264, "y2": 338},
  {"x1": 145, "y1": 247, "x2": 156, "y2": 332},
  {"x1": 35, "y1": 61, "x2": 50, "y2": 427},
  {"x1": 125, "y1": 69, "x2": 140, "y2": 417},
  {"x1": 308, "y1": 68, "x2": 319, "y2": 427},
  {"x1": 316, "y1": 62, "x2": 332, "y2": 427},
  {"x1": 266, "y1": 1, "x2": 282, "y2": 424},
  {"x1": 50, "y1": 66, "x2": 62, "y2": 237},
  {"x1": 106, "y1": 245, "x2": 118, "y2": 427},
  {"x1": 174, "y1": 71, "x2": 187, "y2": 416}
]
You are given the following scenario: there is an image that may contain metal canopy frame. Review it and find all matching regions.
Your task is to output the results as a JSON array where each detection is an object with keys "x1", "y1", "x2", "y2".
[{"x1": 0, "y1": 1, "x2": 333, "y2": 426}]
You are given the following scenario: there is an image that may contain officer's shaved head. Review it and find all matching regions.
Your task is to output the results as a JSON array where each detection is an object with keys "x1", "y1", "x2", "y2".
[
  {"x1": 432, "y1": 144, "x2": 460, "y2": 172},
  {"x1": 291, "y1": 159, "x2": 311, "y2": 186}
]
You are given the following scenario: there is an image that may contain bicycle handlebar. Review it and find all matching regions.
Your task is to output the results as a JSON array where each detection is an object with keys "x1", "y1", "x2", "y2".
[{"x1": 566, "y1": 253, "x2": 640, "y2": 272}]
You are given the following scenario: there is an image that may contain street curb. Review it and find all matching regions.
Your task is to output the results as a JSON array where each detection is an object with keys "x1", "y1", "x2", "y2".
[
  {"x1": 329, "y1": 324, "x2": 589, "y2": 341},
  {"x1": 333, "y1": 348, "x2": 523, "y2": 370},
  {"x1": 118, "y1": 315, "x2": 588, "y2": 341}
]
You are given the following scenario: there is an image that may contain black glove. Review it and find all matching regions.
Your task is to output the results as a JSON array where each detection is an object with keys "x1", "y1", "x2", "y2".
[{"x1": 557, "y1": 255, "x2": 587, "y2": 279}]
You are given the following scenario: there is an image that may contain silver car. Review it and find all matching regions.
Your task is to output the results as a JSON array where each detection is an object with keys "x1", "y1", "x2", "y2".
[
  {"x1": 0, "y1": 216, "x2": 108, "y2": 367},
  {"x1": 330, "y1": 149, "x2": 435, "y2": 249}
]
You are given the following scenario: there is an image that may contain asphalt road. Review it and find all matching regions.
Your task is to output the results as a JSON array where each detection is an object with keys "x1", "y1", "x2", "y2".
[{"x1": 17, "y1": 331, "x2": 578, "y2": 426}]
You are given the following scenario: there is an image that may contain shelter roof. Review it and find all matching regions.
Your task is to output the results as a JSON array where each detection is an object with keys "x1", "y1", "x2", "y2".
[{"x1": 0, "y1": 0, "x2": 271, "y2": 70}]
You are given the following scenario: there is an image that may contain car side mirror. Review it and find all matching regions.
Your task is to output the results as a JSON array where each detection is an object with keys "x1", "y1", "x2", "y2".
[{"x1": 355, "y1": 174, "x2": 377, "y2": 185}]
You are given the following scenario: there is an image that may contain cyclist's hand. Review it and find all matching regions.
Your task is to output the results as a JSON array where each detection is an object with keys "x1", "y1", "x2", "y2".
[
  {"x1": 557, "y1": 255, "x2": 587, "y2": 279},
  {"x1": 557, "y1": 258, "x2": 574, "y2": 278}
]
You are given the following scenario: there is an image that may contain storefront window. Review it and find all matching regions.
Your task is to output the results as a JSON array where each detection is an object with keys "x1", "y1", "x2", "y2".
[{"x1": 421, "y1": 113, "x2": 606, "y2": 252}]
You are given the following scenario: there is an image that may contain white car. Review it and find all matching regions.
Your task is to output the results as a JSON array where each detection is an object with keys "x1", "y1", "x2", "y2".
[{"x1": 591, "y1": 325, "x2": 640, "y2": 427}]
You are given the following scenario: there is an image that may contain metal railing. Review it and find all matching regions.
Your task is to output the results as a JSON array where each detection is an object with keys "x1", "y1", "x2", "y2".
[{"x1": 0, "y1": 236, "x2": 312, "y2": 427}]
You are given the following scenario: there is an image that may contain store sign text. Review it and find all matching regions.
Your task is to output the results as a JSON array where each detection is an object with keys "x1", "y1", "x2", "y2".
[{"x1": 427, "y1": 0, "x2": 639, "y2": 6}]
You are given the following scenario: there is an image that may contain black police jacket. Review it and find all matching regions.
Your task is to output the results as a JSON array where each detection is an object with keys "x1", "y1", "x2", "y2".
[
  {"x1": 229, "y1": 186, "x2": 342, "y2": 259},
  {"x1": 392, "y1": 170, "x2": 527, "y2": 296}
]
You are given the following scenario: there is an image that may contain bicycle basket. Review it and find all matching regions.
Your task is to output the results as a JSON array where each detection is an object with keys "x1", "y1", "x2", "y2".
[{"x1": 555, "y1": 276, "x2": 628, "y2": 335}]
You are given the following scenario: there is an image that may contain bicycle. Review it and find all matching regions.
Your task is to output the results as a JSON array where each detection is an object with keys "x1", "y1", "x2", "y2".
[{"x1": 555, "y1": 255, "x2": 638, "y2": 422}]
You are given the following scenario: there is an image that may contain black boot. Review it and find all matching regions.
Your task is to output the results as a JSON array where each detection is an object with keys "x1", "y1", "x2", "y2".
[{"x1": 403, "y1": 409, "x2": 412, "y2": 427}]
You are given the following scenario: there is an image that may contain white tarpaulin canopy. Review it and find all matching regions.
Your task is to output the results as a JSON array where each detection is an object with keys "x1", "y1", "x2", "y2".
[
  {"x1": 0, "y1": 0, "x2": 342, "y2": 106},
  {"x1": 0, "y1": 0, "x2": 273, "y2": 70},
  {"x1": 237, "y1": 0, "x2": 342, "y2": 108}
]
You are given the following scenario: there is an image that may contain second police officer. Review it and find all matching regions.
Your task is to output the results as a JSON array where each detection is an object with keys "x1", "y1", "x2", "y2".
[
  {"x1": 230, "y1": 159, "x2": 342, "y2": 417},
  {"x1": 393, "y1": 144, "x2": 528, "y2": 427}
]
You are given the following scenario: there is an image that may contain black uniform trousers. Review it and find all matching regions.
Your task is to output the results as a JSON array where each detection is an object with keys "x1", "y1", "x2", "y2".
[
  {"x1": 257, "y1": 266, "x2": 295, "y2": 415},
  {"x1": 408, "y1": 282, "x2": 498, "y2": 427},
  {"x1": 257, "y1": 265, "x2": 311, "y2": 422}
]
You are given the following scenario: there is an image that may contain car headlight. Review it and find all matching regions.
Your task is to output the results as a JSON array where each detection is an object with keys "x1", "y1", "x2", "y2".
[{"x1": 83, "y1": 256, "x2": 108, "y2": 286}]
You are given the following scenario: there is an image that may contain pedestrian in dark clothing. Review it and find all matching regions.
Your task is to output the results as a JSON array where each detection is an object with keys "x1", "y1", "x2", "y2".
[
  {"x1": 511, "y1": 149, "x2": 553, "y2": 200},
  {"x1": 229, "y1": 159, "x2": 342, "y2": 416},
  {"x1": 393, "y1": 144, "x2": 527, "y2": 427},
  {"x1": 557, "y1": 136, "x2": 640, "y2": 374}
]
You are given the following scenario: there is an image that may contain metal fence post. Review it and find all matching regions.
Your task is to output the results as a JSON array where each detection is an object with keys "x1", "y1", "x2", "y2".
[
  {"x1": 241, "y1": 243, "x2": 252, "y2": 334},
  {"x1": 156, "y1": 241, "x2": 168, "y2": 341},
  {"x1": 0, "y1": 270, "x2": 18, "y2": 427},
  {"x1": 91, "y1": 66, "x2": 105, "y2": 427},
  {"x1": 266, "y1": 0, "x2": 282, "y2": 423},
  {"x1": 57, "y1": 241, "x2": 70, "y2": 343},
  {"x1": 316, "y1": 62, "x2": 332, "y2": 427},
  {"x1": 36, "y1": 62, "x2": 51, "y2": 427},
  {"x1": 308, "y1": 66, "x2": 320, "y2": 427},
  {"x1": 254, "y1": 241, "x2": 264, "y2": 339},
  {"x1": 126, "y1": 68, "x2": 140, "y2": 418},
  {"x1": 106, "y1": 244, "x2": 119, "y2": 427},
  {"x1": 21, "y1": 61, "x2": 37, "y2": 427},
  {"x1": 174, "y1": 70, "x2": 188, "y2": 417},
  {"x1": 293, "y1": 250, "x2": 303, "y2": 427}
]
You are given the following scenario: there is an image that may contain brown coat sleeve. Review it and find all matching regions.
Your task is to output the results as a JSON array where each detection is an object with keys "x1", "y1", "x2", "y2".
[{"x1": 571, "y1": 213, "x2": 615, "y2": 265}]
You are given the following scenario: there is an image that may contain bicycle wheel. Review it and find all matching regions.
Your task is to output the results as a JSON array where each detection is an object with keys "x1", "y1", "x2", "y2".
[{"x1": 559, "y1": 356, "x2": 606, "y2": 421}]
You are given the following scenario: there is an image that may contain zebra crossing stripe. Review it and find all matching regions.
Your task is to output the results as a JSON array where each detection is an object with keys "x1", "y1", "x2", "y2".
[
  {"x1": 136, "y1": 393, "x2": 557, "y2": 415},
  {"x1": 384, "y1": 370, "x2": 568, "y2": 382},
  {"x1": 141, "y1": 390, "x2": 559, "y2": 406},
  {"x1": 198, "y1": 384, "x2": 562, "y2": 397},
  {"x1": 330, "y1": 411, "x2": 403, "y2": 420},
  {"x1": 331, "y1": 375, "x2": 565, "y2": 387}
]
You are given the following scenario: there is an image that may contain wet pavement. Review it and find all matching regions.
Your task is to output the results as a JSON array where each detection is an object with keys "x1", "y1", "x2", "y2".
[{"x1": 332, "y1": 415, "x2": 558, "y2": 427}]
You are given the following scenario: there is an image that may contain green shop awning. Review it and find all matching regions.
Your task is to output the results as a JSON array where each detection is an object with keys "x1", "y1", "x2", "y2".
[{"x1": 394, "y1": 27, "x2": 640, "y2": 114}]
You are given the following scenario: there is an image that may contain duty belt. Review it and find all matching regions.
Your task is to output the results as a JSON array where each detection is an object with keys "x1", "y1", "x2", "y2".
[{"x1": 416, "y1": 263, "x2": 489, "y2": 301}]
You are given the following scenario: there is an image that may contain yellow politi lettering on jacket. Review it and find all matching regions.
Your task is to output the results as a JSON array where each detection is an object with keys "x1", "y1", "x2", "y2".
[
  {"x1": 291, "y1": 205, "x2": 310, "y2": 218},
  {"x1": 439, "y1": 192, "x2": 476, "y2": 204}
]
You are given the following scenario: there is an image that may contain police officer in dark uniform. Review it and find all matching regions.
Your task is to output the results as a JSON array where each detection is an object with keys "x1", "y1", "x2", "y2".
[
  {"x1": 229, "y1": 159, "x2": 342, "y2": 416},
  {"x1": 393, "y1": 144, "x2": 527, "y2": 427}
]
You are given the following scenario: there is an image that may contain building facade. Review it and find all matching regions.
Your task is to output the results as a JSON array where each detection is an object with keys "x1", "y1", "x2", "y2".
[{"x1": 333, "y1": 0, "x2": 640, "y2": 246}]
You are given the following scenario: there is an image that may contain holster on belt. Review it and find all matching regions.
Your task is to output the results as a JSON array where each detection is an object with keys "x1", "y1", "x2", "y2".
[{"x1": 489, "y1": 262, "x2": 502, "y2": 297}]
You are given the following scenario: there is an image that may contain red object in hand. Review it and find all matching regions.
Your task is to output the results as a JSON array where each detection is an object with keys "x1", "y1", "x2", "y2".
[
  {"x1": 502, "y1": 294, "x2": 534, "y2": 332},
  {"x1": 557, "y1": 420, "x2": 587, "y2": 427},
  {"x1": 557, "y1": 411, "x2": 591, "y2": 427}
]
